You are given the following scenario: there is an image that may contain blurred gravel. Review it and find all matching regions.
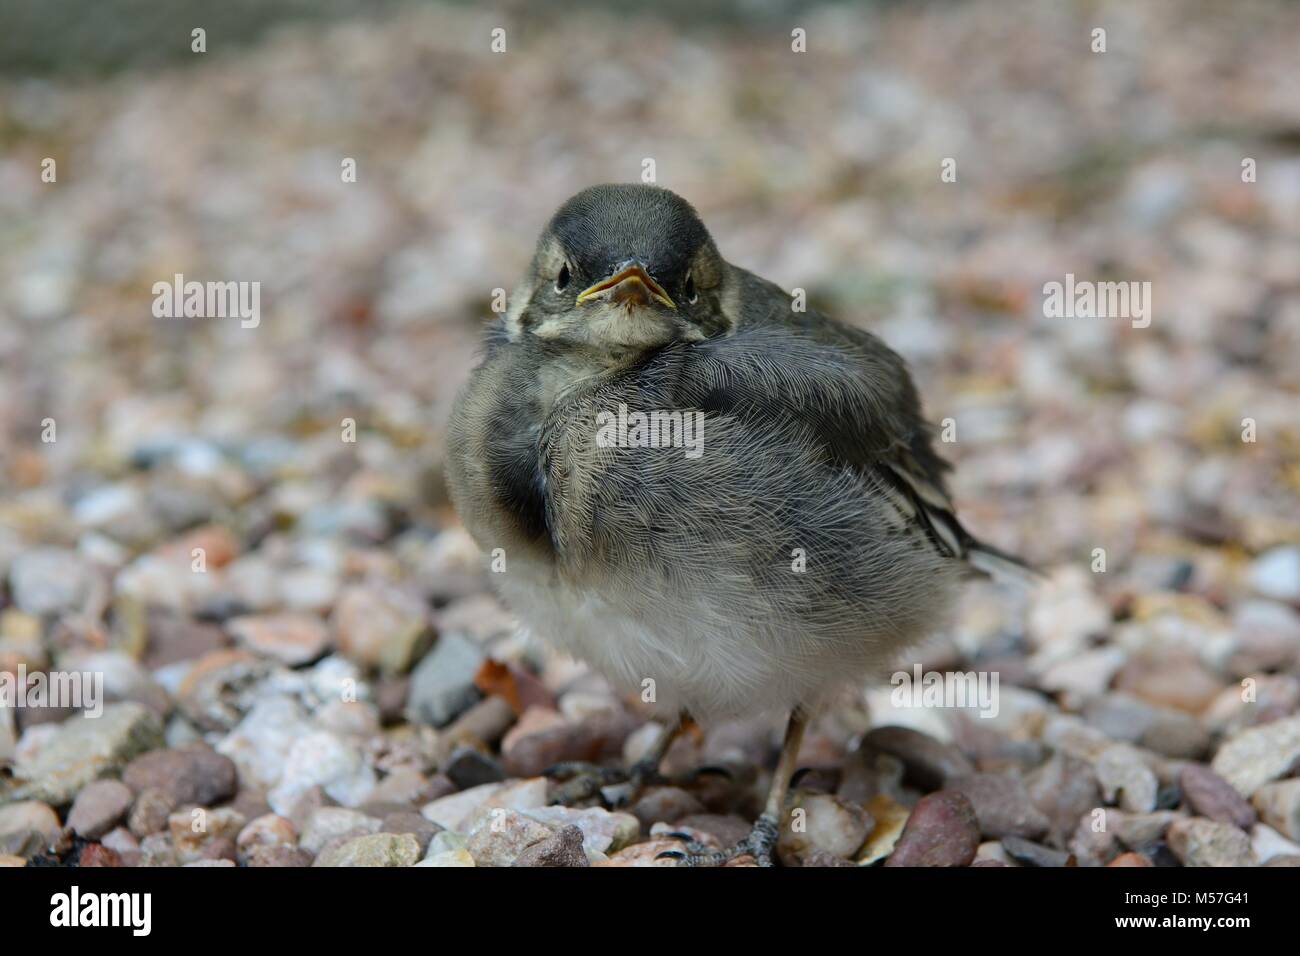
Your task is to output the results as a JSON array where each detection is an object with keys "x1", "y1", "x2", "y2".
[{"x1": 1, "y1": 1, "x2": 1299, "y2": 867}]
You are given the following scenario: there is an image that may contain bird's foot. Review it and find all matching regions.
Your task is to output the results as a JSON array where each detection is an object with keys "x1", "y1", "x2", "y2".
[
  {"x1": 656, "y1": 814, "x2": 780, "y2": 867},
  {"x1": 545, "y1": 761, "x2": 625, "y2": 806},
  {"x1": 545, "y1": 758, "x2": 664, "y2": 808}
]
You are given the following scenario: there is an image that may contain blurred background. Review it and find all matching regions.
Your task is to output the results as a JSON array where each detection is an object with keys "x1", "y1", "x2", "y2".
[{"x1": 0, "y1": 0, "x2": 1298, "y2": 867}]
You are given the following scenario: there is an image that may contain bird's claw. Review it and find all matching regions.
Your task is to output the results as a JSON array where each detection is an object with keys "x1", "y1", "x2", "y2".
[
  {"x1": 545, "y1": 761, "x2": 624, "y2": 805},
  {"x1": 544, "y1": 761, "x2": 627, "y2": 784},
  {"x1": 656, "y1": 815, "x2": 779, "y2": 867},
  {"x1": 544, "y1": 759, "x2": 664, "y2": 808},
  {"x1": 685, "y1": 763, "x2": 733, "y2": 782}
]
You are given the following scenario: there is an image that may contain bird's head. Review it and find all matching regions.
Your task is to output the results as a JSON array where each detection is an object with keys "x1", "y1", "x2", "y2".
[{"x1": 506, "y1": 184, "x2": 732, "y2": 353}]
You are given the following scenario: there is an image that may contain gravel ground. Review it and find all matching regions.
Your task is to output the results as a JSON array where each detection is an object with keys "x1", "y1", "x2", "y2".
[{"x1": 1, "y1": 1, "x2": 1299, "y2": 867}]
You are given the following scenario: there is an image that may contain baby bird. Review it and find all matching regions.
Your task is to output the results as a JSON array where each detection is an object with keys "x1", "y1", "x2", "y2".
[{"x1": 446, "y1": 183, "x2": 1026, "y2": 865}]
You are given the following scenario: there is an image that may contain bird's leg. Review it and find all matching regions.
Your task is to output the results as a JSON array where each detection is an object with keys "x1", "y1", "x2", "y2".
[
  {"x1": 547, "y1": 715, "x2": 689, "y2": 807},
  {"x1": 659, "y1": 708, "x2": 808, "y2": 867}
]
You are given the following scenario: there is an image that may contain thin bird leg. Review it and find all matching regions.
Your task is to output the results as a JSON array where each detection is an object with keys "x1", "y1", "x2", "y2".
[
  {"x1": 633, "y1": 713, "x2": 692, "y2": 782},
  {"x1": 547, "y1": 714, "x2": 689, "y2": 807},
  {"x1": 660, "y1": 708, "x2": 808, "y2": 866}
]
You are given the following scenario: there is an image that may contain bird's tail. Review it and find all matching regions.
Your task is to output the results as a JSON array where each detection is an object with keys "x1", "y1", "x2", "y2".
[{"x1": 964, "y1": 537, "x2": 1042, "y2": 587}]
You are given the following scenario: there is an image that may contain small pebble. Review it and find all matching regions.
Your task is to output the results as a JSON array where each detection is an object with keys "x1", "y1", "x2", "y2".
[
  {"x1": 300, "y1": 808, "x2": 382, "y2": 855},
  {"x1": 67, "y1": 779, "x2": 134, "y2": 839},
  {"x1": 79, "y1": 844, "x2": 124, "y2": 867},
  {"x1": 512, "y1": 824, "x2": 590, "y2": 867},
  {"x1": 947, "y1": 772, "x2": 1049, "y2": 839},
  {"x1": 1251, "y1": 779, "x2": 1300, "y2": 840},
  {"x1": 1001, "y1": 835, "x2": 1071, "y2": 867},
  {"x1": 884, "y1": 791, "x2": 979, "y2": 867},
  {"x1": 380, "y1": 811, "x2": 441, "y2": 855},
  {"x1": 1096, "y1": 744, "x2": 1158, "y2": 813},
  {"x1": 464, "y1": 809, "x2": 556, "y2": 867},
  {"x1": 0, "y1": 801, "x2": 62, "y2": 858},
  {"x1": 860, "y1": 726, "x2": 974, "y2": 791},
  {"x1": 1179, "y1": 764, "x2": 1257, "y2": 829},
  {"x1": 1167, "y1": 818, "x2": 1254, "y2": 867},
  {"x1": 777, "y1": 792, "x2": 873, "y2": 865},
  {"x1": 123, "y1": 743, "x2": 238, "y2": 807},
  {"x1": 1251, "y1": 824, "x2": 1300, "y2": 864},
  {"x1": 227, "y1": 613, "x2": 331, "y2": 667},
  {"x1": 405, "y1": 632, "x2": 485, "y2": 726},
  {"x1": 443, "y1": 747, "x2": 507, "y2": 790},
  {"x1": 1210, "y1": 716, "x2": 1300, "y2": 798},
  {"x1": 314, "y1": 833, "x2": 421, "y2": 867}
]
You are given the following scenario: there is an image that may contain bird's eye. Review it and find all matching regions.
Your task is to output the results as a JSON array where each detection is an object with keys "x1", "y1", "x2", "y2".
[
  {"x1": 685, "y1": 272, "x2": 698, "y2": 305},
  {"x1": 555, "y1": 263, "x2": 571, "y2": 293}
]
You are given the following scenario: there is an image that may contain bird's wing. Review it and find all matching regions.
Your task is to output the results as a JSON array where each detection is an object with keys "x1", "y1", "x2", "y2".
[{"x1": 666, "y1": 316, "x2": 1033, "y2": 580}]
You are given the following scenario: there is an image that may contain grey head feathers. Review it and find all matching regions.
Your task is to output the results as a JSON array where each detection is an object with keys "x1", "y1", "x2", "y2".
[
  {"x1": 508, "y1": 183, "x2": 731, "y2": 348},
  {"x1": 545, "y1": 183, "x2": 715, "y2": 295}
]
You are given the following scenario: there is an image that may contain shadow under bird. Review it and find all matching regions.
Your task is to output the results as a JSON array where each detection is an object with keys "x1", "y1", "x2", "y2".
[{"x1": 447, "y1": 183, "x2": 1030, "y2": 865}]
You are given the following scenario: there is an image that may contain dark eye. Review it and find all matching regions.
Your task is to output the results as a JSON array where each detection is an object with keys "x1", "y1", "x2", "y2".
[
  {"x1": 555, "y1": 263, "x2": 571, "y2": 292},
  {"x1": 685, "y1": 273, "x2": 698, "y2": 304}
]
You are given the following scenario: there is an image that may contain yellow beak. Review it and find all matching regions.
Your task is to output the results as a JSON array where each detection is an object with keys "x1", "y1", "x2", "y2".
[{"x1": 575, "y1": 263, "x2": 676, "y2": 310}]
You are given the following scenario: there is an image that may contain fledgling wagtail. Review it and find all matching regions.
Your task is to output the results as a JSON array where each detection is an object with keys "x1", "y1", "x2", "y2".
[{"x1": 446, "y1": 183, "x2": 1030, "y2": 865}]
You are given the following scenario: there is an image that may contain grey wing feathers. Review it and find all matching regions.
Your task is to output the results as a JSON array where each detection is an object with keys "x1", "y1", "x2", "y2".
[
  {"x1": 668, "y1": 312, "x2": 1036, "y2": 583},
  {"x1": 878, "y1": 454, "x2": 1038, "y2": 583}
]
